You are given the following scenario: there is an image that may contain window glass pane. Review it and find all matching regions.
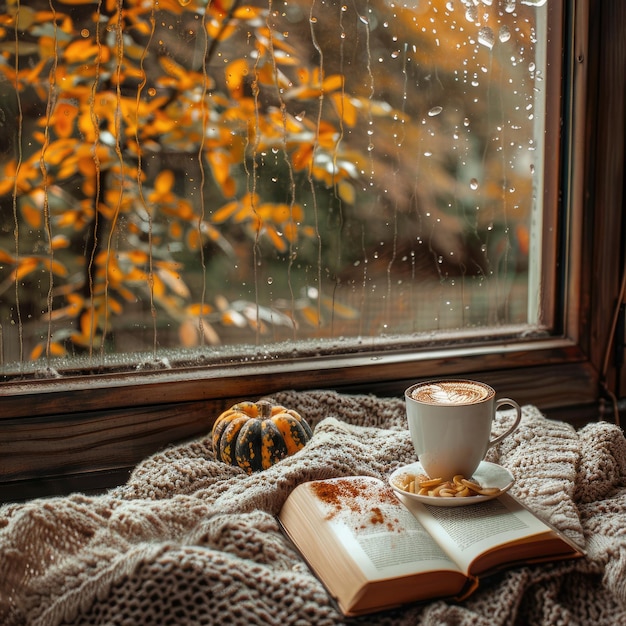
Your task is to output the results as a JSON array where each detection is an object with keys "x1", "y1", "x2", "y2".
[{"x1": 0, "y1": 0, "x2": 548, "y2": 375}]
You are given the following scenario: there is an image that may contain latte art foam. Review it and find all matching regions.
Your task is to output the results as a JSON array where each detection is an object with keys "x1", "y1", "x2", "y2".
[{"x1": 411, "y1": 381, "x2": 493, "y2": 405}]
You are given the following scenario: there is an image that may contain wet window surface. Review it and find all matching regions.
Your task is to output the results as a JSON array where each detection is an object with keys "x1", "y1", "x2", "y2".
[{"x1": 0, "y1": 0, "x2": 548, "y2": 376}]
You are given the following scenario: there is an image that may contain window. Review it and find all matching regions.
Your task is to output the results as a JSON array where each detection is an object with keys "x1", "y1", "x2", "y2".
[
  {"x1": 1, "y1": 0, "x2": 624, "y2": 499},
  {"x1": 2, "y1": 0, "x2": 551, "y2": 365}
]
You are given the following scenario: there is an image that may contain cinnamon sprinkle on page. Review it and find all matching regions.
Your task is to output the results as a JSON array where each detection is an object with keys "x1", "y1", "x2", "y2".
[{"x1": 310, "y1": 478, "x2": 400, "y2": 532}]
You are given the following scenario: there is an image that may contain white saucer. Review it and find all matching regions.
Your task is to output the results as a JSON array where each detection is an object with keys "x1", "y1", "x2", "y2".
[{"x1": 388, "y1": 461, "x2": 514, "y2": 507}]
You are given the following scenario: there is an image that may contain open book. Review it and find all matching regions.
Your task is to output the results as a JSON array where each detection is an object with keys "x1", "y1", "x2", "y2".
[{"x1": 278, "y1": 476, "x2": 583, "y2": 617}]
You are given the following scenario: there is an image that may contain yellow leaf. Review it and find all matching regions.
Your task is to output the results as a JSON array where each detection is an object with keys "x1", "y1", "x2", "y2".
[
  {"x1": 124, "y1": 250, "x2": 149, "y2": 265},
  {"x1": 292, "y1": 145, "x2": 313, "y2": 171},
  {"x1": 337, "y1": 180, "x2": 355, "y2": 205},
  {"x1": 283, "y1": 222, "x2": 298, "y2": 243},
  {"x1": 201, "y1": 320, "x2": 221, "y2": 345},
  {"x1": 116, "y1": 285, "x2": 136, "y2": 302},
  {"x1": 63, "y1": 39, "x2": 101, "y2": 63},
  {"x1": 151, "y1": 272, "x2": 165, "y2": 298},
  {"x1": 220, "y1": 176, "x2": 236, "y2": 198},
  {"x1": 256, "y1": 63, "x2": 277, "y2": 86},
  {"x1": 157, "y1": 267, "x2": 191, "y2": 298},
  {"x1": 300, "y1": 304, "x2": 321, "y2": 327},
  {"x1": 221, "y1": 309, "x2": 247, "y2": 327},
  {"x1": 321, "y1": 295, "x2": 359, "y2": 320}
]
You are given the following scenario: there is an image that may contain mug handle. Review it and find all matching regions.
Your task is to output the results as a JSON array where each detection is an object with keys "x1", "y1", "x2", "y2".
[{"x1": 488, "y1": 399, "x2": 522, "y2": 448}]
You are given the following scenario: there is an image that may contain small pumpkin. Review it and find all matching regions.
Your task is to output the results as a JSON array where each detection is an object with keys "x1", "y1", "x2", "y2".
[{"x1": 212, "y1": 400, "x2": 313, "y2": 473}]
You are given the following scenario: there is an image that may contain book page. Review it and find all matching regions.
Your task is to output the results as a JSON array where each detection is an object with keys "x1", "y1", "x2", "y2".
[
  {"x1": 279, "y1": 476, "x2": 477, "y2": 614},
  {"x1": 330, "y1": 501, "x2": 461, "y2": 579},
  {"x1": 400, "y1": 493, "x2": 556, "y2": 573}
]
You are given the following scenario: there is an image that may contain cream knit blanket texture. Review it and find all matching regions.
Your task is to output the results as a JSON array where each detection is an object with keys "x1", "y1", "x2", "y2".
[{"x1": 1, "y1": 390, "x2": 626, "y2": 626}]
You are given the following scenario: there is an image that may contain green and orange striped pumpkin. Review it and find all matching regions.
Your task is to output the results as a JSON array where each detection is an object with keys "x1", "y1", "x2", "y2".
[{"x1": 212, "y1": 400, "x2": 313, "y2": 473}]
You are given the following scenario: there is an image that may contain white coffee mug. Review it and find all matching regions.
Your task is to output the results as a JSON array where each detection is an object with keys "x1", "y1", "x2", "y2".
[{"x1": 405, "y1": 379, "x2": 521, "y2": 480}]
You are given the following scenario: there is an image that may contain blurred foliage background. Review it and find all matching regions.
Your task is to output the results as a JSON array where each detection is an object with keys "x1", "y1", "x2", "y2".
[{"x1": 0, "y1": 0, "x2": 540, "y2": 369}]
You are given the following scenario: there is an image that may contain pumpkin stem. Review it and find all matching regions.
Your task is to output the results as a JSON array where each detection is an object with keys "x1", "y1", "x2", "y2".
[{"x1": 257, "y1": 400, "x2": 273, "y2": 419}]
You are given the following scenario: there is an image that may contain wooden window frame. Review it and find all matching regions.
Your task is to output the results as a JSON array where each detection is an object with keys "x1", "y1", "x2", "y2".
[{"x1": 1, "y1": 0, "x2": 624, "y2": 502}]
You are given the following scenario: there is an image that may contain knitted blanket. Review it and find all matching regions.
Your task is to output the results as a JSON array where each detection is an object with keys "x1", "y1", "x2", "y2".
[{"x1": 2, "y1": 390, "x2": 626, "y2": 626}]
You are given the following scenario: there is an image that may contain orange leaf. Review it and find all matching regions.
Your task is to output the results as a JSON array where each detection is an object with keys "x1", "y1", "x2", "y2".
[
  {"x1": 168, "y1": 221, "x2": 183, "y2": 240},
  {"x1": 186, "y1": 303, "x2": 213, "y2": 316},
  {"x1": 49, "y1": 342, "x2": 66, "y2": 356},
  {"x1": 179, "y1": 318, "x2": 200, "y2": 347},
  {"x1": 41, "y1": 258, "x2": 68, "y2": 277},
  {"x1": 186, "y1": 229, "x2": 201, "y2": 250},
  {"x1": 13, "y1": 258, "x2": 39, "y2": 280},
  {"x1": 52, "y1": 101, "x2": 78, "y2": 138},
  {"x1": 264, "y1": 225, "x2": 287, "y2": 253},
  {"x1": 108, "y1": 297, "x2": 123, "y2": 314},
  {"x1": 225, "y1": 58, "x2": 249, "y2": 99},
  {"x1": 208, "y1": 150, "x2": 232, "y2": 186},
  {"x1": 50, "y1": 235, "x2": 70, "y2": 250},
  {"x1": 155, "y1": 170, "x2": 175, "y2": 195},
  {"x1": 322, "y1": 74, "x2": 344, "y2": 93},
  {"x1": 211, "y1": 200, "x2": 240, "y2": 223},
  {"x1": 0, "y1": 249, "x2": 15, "y2": 264},
  {"x1": 20, "y1": 201, "x2": 42, "y2": 228},
  {"x1": 80, "y1": 310, "x2": 97, "y2": 337},
  {"x1": 331, "y1": 93, "x2": 358, "y2": 127},
  {"x1": 321, "y1": 295, "x2": 359, "y2": 320},
  {"x1": 30, "y1": 344, "x2": 44, "y2": 360}
]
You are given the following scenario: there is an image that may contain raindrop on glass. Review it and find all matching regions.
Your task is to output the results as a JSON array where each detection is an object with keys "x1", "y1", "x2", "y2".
[
  {"x1": 469, "y1": 178, "x2": 479, "y2": 190},
  {"x1": 465, "y1": 6, "x2": 478, "y2": 22},
  {"x1": 499, "y1": 26, "x2": 511, "y2": 43},
  {"x1": 478, "y1": 27, "x2": 495, "y2": 50},
  {"x1": 428, "y1": 106, "x2": 443, "y2": 117}
]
